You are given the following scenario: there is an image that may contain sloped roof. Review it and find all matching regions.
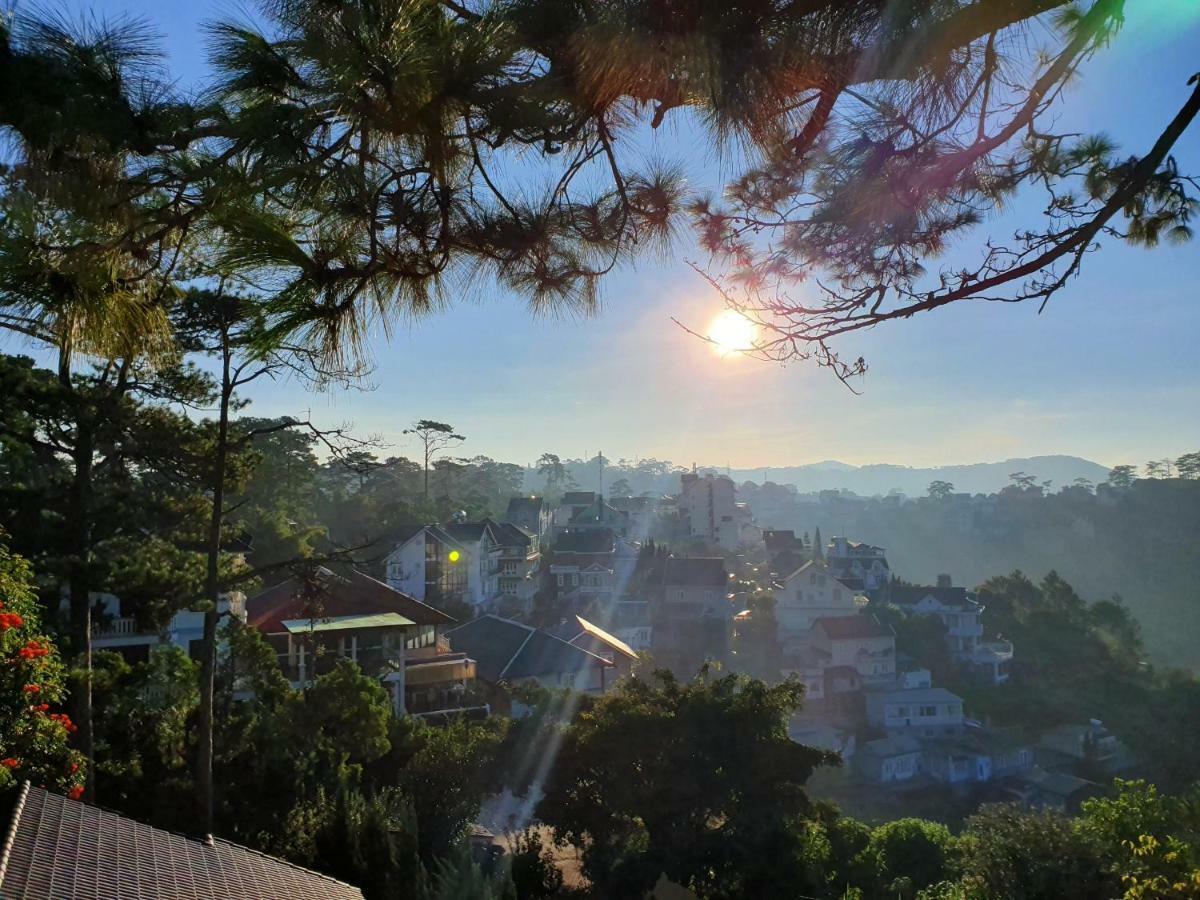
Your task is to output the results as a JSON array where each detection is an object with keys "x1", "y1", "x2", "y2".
[
  {"x1": 663, "y1": 557, "x2": 728, "y2": 587},
  {"x1": 561, "y1": 491, "x2": 597, "y2": 507},
  {"x1": 813, "y1": 614, "x2": 894, "y2": 640},
  {"x1": 890, "y1": 586, "x2": 975, "y2": 608},
  {"x1": 0, "y1": 783, "x2": 364, "y2": 900},
  {"x1": 442, "y1": 521, "x2": 498, "y2": 544},
  {"x1": 445, "y1": 615, "x2": 611, "y2": 682},
  {"x1": 492, "y1": 521, "x2": 534, "y2": 546},
  {"x1": 553, "y1": 530, "x2": 615, "y2": 554},
  {"x1": 571, "y1": 615, "x2": 639, "y2": 661},
  {"x1": 247, "y1": 567, "x2": 454, "y2": 633},
  {"x1": 860, "y1": 735, "x2": 923, "y2": 758},
  {"x1": 505, "y1": 496, "x2": 543, "y2": 516}
]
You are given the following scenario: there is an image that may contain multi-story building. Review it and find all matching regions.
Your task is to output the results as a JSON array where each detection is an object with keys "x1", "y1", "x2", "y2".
[
  {"x1": 385, "y1": 524, "x2": 472, "y2": 610},
  {"x1": 75, "y1": 590, "x2": 248, "y2": 665},
  {"x1": 548, "y1": 529, "x2": 619, "y2": 607},
  {"x1": 492, "y1": 521, "x2": 541, "y2": 613},
  {"x1": 677, "y1": 471, "x2": 741, "y2": 549},
  {"x1": 825, "y1": 537, "x2": 891, "y2": 595},
  {"x1": 775, "y1": 559, "x2": 862, "y2": 651},
  {"x1": 247, "y1": 567, "x2": 481, "y2": 718},
  {"x1": 810, "y1": 614, "x2": 897, "y2": 685},
  {"x1": 891, "y1": 578, "x2": 1014, "y2": 684}
]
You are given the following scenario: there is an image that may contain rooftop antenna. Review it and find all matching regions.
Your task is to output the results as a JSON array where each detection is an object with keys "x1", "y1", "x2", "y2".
[{"x1": 598, "y1": 449, "x2": 604, "y2": 497}]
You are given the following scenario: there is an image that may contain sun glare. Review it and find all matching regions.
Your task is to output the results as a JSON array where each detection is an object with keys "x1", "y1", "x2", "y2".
[{"x1": 707, "y1": 309, "x2": 758, "y2": 357}]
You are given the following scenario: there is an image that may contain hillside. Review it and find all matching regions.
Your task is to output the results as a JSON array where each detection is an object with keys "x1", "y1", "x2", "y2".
[{"x1": 727, "y1": 455, "x2": 1112, "y2": 497}]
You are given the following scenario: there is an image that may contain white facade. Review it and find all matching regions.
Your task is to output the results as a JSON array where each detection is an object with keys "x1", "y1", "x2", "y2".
[
  {"x1": 775, "y1": 560, "x2": 860, "y2": 649},
  {"x1": 866, "y1": 687, "x2": 965, "y2": 736},
  {"x1": 677, "y1": 472, "x2": 741, "y2": 549},
  {"x1": 77, "y1": 591, "x2": 247, "y2": 662},
  {"x1": 826, "y1": 537, "x2": 891, "y2": 592},
  {"x1": 811, "y1": 616, "x2": 896, "y2": 684}
]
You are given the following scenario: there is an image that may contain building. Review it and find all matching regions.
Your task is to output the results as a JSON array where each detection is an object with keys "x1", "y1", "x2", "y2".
[
  {"x1": 890, "y1": 580, "x2": 1014, "y2": 684},
  {"x1": 247, "y1": 568, "x2": 479, "y2": 717},
  {"x1": 548, "y1": 529, "x2": 618, "y2": 607},
  {"x1": 653, "y1": 556, "x2": 733, "y2": 672},
  {"x1": 677, "y1": 471, "x2": 741, "y2": 549},
  {"x1": 1006, "y1": 768, "x2": 1105, "y2": 812},
  {"x1": 866, "y1": 686, "x2": 965, "y2": 737},
  {"x1": 810, "y1": 614, "x2": 896, "y2": 685},
  {"x1": 552, "y1": 492, "x2": 628, "y2": 535},
  {"x1": 0, "y1": 783, "x2": 365, "y2": 899},
  {"x1": 856, "y1": 735, "x2": 923, "y2": 784},
  {"x1": 445, "y1": 615, "x2": 615, "y2": 697},
  {"x1": 825, "y1": 537, "x2": 891, "y2": 595},
  {"x1": 775, "y1": 560, "x2": 861, "y2": 651},
  {"x1": 68, "y1": 591, "x2": 248, "y2": 666},
  {"x1": 1038, "y1": 721, "x2": 1134, "y2": 775},
  {"x1": 384, "y1": 524, "x2": 471, "y2": 609},
  {"x1": 491, "y1": 521, "x2": 541, "y2": 614},
  {"x1": 503, "y1": 496, "x2": 551, "y2": 541}
]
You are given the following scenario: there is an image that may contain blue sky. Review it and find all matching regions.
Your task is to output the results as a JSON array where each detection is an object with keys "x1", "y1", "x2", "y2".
[{"x1": 70, "y1": 0, "x2": 1200, "y2": 469}]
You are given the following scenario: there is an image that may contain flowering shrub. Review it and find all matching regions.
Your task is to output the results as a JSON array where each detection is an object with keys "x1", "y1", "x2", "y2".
[{"x1": 0, "y1": 538, "x2": 85, "y2": 797}]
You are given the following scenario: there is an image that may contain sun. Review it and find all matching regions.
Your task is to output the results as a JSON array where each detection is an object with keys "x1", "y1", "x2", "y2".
[{"x1": 706, "y1": 309, "x2": 757, "y2": 357}]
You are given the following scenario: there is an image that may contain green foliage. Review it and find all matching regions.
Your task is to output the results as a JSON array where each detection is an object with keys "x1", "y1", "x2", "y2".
[
  {"x1": 0, "y1": 537, "x2": 85, "y2": 797},
  {"x1": 537, "y1": 669, "x2": 835, "y2": 898},
  {"x1": 866, "y1": 818, "x2": 956, "y2": 898},
  {"x1": 508, "y1": 829, "x2": 564, "y2": 900}
]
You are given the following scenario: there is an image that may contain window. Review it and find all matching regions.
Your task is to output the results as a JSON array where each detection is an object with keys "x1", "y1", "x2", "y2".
[
  {"x1": 557, "y1": 574, "x2": 565, "y2": 587},
  {"x1": 809, "y1": 574, "x2": 817, "y2": 585},
  {"x1": 920, "y1": 705, "x2": 938, "y2": 717},
  {"x1": 833, "y1": 589, "x2": 842, "y2": 603},
  {"x1": 896, "y1": 706, "x2": 910, "y2": 717}
]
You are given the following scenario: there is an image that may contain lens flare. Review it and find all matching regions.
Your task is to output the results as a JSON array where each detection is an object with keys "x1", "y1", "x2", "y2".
[
  {"x1": 706, "y1": 309, "x2": 757, "y2": 357},
  {"x1": 448, "y1": 550, "x2": 461, "y2": 563}
]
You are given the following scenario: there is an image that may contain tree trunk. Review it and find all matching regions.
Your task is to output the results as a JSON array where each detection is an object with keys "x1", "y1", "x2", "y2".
[
  {"x1": 196, "y1": 344, "x2": 231, "y2": 835},
  {"x1": 67, "y1": 409, "x2": 95, "y2": 802},
  {"x1": 423, "y1": 442, "x2": 431, "y2": 500}
]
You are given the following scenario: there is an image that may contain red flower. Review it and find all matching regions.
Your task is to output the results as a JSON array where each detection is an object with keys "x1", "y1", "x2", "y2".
[
  {"x1": 0, "y1": 612, "x2": 24, "y2": 631},
  {"x1": 1, "y1": 758, "x2": 18, "y2": 769},
  {"x1": 21, "y1": 684, "x2": 40, "y2": 694},
  {"x1": 67, "y1": 785, "x2": 84, "y2": 801},
  {"x1": 68, "y1": 762, "x2": 79, "y2": 774},
  {"x1": 30, "y1": 703, "x2": 50, "y2": 714}
]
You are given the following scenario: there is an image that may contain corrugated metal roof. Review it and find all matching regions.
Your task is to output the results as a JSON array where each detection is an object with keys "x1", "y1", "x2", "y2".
[
  {"x1": 0, "y1": 784, "x2": 364, "y2": 899},
  {"x1": 281, "y1": 612, "x2": 416, "y2": 633}
]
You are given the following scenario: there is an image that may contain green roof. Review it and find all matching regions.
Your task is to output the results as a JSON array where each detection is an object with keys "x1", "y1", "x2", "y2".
[{"x1": 281, "y1": 613, "x2": 415, "y2": 633}]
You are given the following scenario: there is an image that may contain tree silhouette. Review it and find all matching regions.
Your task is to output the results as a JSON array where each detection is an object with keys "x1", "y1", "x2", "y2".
[{"x1": 405, "y1": 421, "x2": 465, "y2": 499}]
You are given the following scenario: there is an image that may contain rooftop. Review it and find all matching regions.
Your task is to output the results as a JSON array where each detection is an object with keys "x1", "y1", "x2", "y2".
[
  {"x1": 445, "y1": 615, "x2": 612, "y2": 682},
  {"x1": 890, "y1": 585, "x2": 977, "y2": 608},
  {"x1": 0, "y1": 783, "x2": 364, "y2": 899},
  {"x1": 247, "y1": 567, "x2": 454, "y2": 633},
  {"x1": 872, "y1": 686, "x2": 964, "y2": 705},
  {"x1": 860, "y1": 734, "x2": 923, "y2": 757},
  {"x1": 813, "y1": 614, "x2": 894, "y2": 640},
  {"x1": 553, "y1": 530, "x2": 616, "y2": 554},
  {"x1": 663, "y1": 556, "x2": 728, "y2": 587}
]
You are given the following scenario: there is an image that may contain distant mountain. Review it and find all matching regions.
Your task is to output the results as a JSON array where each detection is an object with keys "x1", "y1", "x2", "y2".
[{"x1": 726, "y1": 456, "x2": 1111, "y2": 497}]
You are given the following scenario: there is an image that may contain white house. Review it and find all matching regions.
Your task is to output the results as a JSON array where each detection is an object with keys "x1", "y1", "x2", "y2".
[
  {"x1": 826, "y1": 536, "x2": 891, "y2": 593},
  {"x1": 866, "y1": 686, "x2": 965, "y2": 737},
  {"x1": 386, "y1": 519, "x2": 521, "y2": 613},
  {"x1": 856, "y1": 735, "x2": 923, "y2": 784},
  {"x1": 810, "y1": 614, "x2": 897, "y2": 685},
  {"x1": 775, "y1": 559, "x2": 862, "y2": 651},
  {"x1": 890, "y1": 580, "x2": 1014, "y2": 684},
  {"x1": 72, "y1": 590, "x2": 248, "y2": 665}
]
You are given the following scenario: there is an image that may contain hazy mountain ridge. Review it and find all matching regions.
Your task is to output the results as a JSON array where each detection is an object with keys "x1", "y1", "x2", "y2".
[{"x1": 726, "y1": 455, "x2": 1112, "y2": 497}]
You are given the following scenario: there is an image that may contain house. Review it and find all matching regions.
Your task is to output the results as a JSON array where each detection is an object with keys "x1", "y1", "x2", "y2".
[
  {"x1": 922, "y1": 729, "x2": 1033, "y2": 785},
  {"x1": 609, "y1": 599, "x2": 653, "y2": 651},
  {"x1": 866, "y1": 686, "x2": 965, "y2": 736},
  {"x1": 810, "y1": 614, "x2": 896, "y2": 685},
  {"x1": 891, "y1": 579, "x2": 1014, "y2": 684},
  {"x1": 1038, "y1": 721, "x2": 1134, "y2": 775},
  {"x1": 0, "y1": 783, "x2": 365, "y2": 899},
  {"x1": 491, "y1": 521, "x2": 541, "y2": 614},
  {"x1": 549, "y1": 529, "x2": 618, "y2": 607},
  {"x1": 246, "y1": 568, "x2": 480, "y2": 717},
  {"x1": 653, "y1": 557, "x2": 733, "y2": 673},
  {"x1": 562, "y1": 614, "x2": 640, "y2": 679},
  {"x1": 552, "y1": 492, "x2": 628, "y2": 535},
  {"x1": 445, "y1": 615, "x2": 615, "y2": 699},
  {"x1": 384, "y1": 525, "x2": 471, "y2": 609},
  {"x1": 825, "y1": 537, "x2": 890, "y2": 595},
  {"x1": 789, "y1": 723, "x2": 856, "y2": 762},
  {"x1": 780, "y1": 647, "x2": 826, "y2": 704},
  {"x1": 1006, "y1": 768, "x2": 1105, "y2": 812},
  {"x1": 775, "y1": 560, "x2": 861, "y2": 650},
  {"x1": 503, "y1": 495, "x2": 551, "y2": 541},
  {"x1": 67, "y1": 591, "x2": 248, "y2": 666},
  {"x1": 856, "y1": 734, "x2": 923, "y2": 784},
  {"x1": 607, "y1": 496, "x2": 660, "y2": 540},
  {"x1": 677, "y1": 471, "x2": 742, "y2": 549}
]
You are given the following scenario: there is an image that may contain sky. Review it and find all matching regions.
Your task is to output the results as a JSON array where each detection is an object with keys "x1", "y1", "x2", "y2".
[{"x1": 52, "y1": 0, "x2": 1200, "y2": 470}]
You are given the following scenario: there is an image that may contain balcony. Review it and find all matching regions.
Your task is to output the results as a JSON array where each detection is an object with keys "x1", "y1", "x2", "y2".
[
  {"x1": 92, "y1": 616, "x2": 146, "y2": 638},
  {"x1": 966, "y1": 641, "x2": 1014, "y2": 664}
]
